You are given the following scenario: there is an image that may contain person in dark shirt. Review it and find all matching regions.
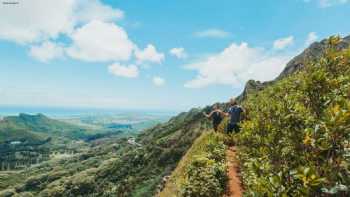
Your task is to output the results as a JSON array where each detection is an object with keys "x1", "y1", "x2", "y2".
[
  {"x1": 225, "y1": 98, "x2": 244, "y2": 133},
  {"x1": 203, "y1": 104, "x2": 223, "y2": 132}
]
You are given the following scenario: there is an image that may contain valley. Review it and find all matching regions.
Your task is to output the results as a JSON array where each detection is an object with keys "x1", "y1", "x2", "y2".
[
  {"x1": 0, "y1": 111, "x2": 172, "y2": 173},
  {"x1": 0, "y1": 106, "x2": 208, "y2": 196}
]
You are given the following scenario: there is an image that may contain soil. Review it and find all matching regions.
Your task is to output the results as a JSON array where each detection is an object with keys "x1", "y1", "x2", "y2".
[{"x1": 224, "y1": 146, "x2": 243, "y2": 197}]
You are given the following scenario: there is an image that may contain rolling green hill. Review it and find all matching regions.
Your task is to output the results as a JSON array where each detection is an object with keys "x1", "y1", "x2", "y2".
[
  {"x1": 0, "y1": 128, "x2": 45, "y2": 144},
  {"x1": 0, "y1": 113, "x2": 90, "y2": 141},
  {"x1": 0, "y1": 113, "x2": 109, "y2": 172}
]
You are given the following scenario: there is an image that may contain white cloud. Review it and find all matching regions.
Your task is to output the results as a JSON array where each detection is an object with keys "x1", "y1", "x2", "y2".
[
  {"x1": 273, "y1": 36, "x2": 294, "y2": 50},
  {"x1": 304, "y1": 0, "x2": 349, "y2": 7},
  {"x1": 74, "y1": 0, "x2": 124, "y2": 24},
  {"x1": 0, "y1": 0, "x2": 74, "y2": 44},
  {"x1": 194, "y1": 29, "x2": 231, "y2": 39},
  {"x1": 0, "y1": 0, "x2": 123, "y2": 44},
  {"x1": 169, "y1": 47, "x2": 188, "y2": 59},
  {"x1": 66, "y1": 20, "x2": 134, "y2": 62},
  {"x1": 135, "y1": 44, "x2": 165, "y2": 64},
  {"x1": 108, "y1": 63, "x2": 139, "y2": 78},
  {"x1": 305, "y1": 32, "x2": 318, "y2": 46},
  {"x1": 29, "y1": 41, "x2": 64, "y2": 62},
  {"x1": 184, "y1": 42, "x2": 291, "y2": 88},
  {"x1": 0, "y1": 0, "x2": 166, "y2": 80},
  {"x1": 319, "y1": 0, "x2": 348, "y2": 7},
  {"x1": 153, "y1": 76, "x2": 165, "y2": 86}
]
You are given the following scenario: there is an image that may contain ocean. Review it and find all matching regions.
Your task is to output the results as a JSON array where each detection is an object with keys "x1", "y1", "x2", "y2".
[{"x1": 0, "y1": 105, "x2": 178, "y2": 118}]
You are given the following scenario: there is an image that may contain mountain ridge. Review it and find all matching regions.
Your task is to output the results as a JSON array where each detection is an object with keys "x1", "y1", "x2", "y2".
[{"x1": 237, "y1": 35, "x2": 350, "y2": 101}]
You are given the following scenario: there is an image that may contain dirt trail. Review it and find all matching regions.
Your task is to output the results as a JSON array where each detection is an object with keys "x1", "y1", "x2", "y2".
[{"x1": 224, "y1": 146, "x2": 243, "y2": 197}]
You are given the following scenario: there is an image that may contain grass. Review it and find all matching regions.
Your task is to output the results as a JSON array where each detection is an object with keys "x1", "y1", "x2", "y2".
[{"x1": 159, "y1": 131, "x2": 226, "y2": 197}]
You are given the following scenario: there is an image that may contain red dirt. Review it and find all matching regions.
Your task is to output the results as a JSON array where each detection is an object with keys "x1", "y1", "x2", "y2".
[{"x1": 224, "y1": 146, "x2": 243, "y2": 197}]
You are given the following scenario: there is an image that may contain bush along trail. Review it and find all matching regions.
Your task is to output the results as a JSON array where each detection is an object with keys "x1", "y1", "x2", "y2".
[
  {"x1": 159, "y1": 131, "x2": 229, "y2": 197},
  {"x1": 235, "y1": 36, "x2": 350, "y2": 196},
  {"x1": 158, "y1": 125, "x2": 244, "y2": 197}
]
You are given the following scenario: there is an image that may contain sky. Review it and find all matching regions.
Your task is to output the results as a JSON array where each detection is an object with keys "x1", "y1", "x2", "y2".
[{"x1": 0, "y1": 0, "x2": 349, "y2": 111}]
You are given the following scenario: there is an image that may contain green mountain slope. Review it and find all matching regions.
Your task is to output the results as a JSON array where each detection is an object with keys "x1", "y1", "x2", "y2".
[
  {"x1": 86, "y1": 108, "x2": 211, "y2": 196},
  {"x1": 0, "y1": 113, "x2": 106, "y2": 172},
  {"x1": 237, "y1": 35, "x2": 350, "y2": 101},
  {"x1": 0, "y1": 108, "x2": 212, "y2": 197},
  {"x1": 159, "y1": 132, "x2": 228, "y2": 197},
  {"x1": 235, "y1": 36, "x2": 350, "y2": 196},
  {"x1": 0, "y1": 128, "x2": 45, "y2": 144},
  {"x1": 0, "y1": 113, "x2": 90, "y2": 141},
  {"x1": 159, "y1": 35, "x2": 350, "y2": 197}
]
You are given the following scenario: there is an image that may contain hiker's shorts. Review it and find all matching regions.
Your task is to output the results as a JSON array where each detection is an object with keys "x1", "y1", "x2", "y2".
[
  {"x1": 227, "y1": 123, "x2": 240, "y2": 134},
  {"x1": 213, "y1": 123, "x2": 220, "y2": 132}
]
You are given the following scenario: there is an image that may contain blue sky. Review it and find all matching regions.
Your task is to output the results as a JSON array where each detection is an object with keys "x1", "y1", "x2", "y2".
[{"x1": 0, "y1": 0, "x2": 349, "y2": 111}]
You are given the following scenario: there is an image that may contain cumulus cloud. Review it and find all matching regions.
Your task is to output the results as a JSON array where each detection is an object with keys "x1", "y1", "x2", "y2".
[
  {"x1": 135, "y1": 44, "x2": 165, "y2": 64},
  {"x1": 0, "y1": 0, "x2": 166, "y2": 78},
  {"x1": 273, "y1": 36, "x2": 294, "y2": 50},
  {"x1": 304, "y1": 0, "x2": 349, "y2": 7},
  {"x1": 66, "y1": 20, "x2": 134, "y2": 62},
  {"x1": 0, "y1": 0, "x2": 74, "y2": 44},
  {"x1": 305, "y1": 32, "x2": 319, "y2": 46},
  {"x1": 194, "y1": 29, "x2": 231, "y2": 39},
  {"x1": 169, "y1": 47, "x2": 188, "y2": 59},
  {"x1": 0, "y1": 0, "x2": 123, "y2": 44},
  {"x1": 184, "y1": 42, "x2": 291, "y2": 88},
  {"x1": 319, "y1": 0, "x2": 348, "y2": 7},
  {"x1": 152, "y1": 76, "x2": 165, "y2": 86},
  {"x1": 108, "y1": 63, "x2": 139, "y2": 78},
  {"x1": 74, "y1": 0, "x2": 124, "y2": 23},
  {"x1": 29, "y1": 41, "x2": 64, "y2": 62}
]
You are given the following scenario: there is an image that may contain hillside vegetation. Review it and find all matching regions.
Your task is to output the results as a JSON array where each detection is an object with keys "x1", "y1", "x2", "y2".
[
  {"x1": 160, "y1": 132, "x2": 227, "y2": 197},
  {"x1": 236, "y1": 36, "x2": 350, "y2": 196},
  {"x1": 158, "y1": 36, "x2": 350, "y2": 197},
  {"x1": 0, "y1": 108, "x2": 211, "y2": 196},
  {"x1": 0, "y1": 112, "x2": 143, "y2": 172},
  {"x1": 0, "y1": 113, "x2": 91, "y2": 142},
  {"x1": 0, "y1": 113, "x2": 101, "y2": 171}
]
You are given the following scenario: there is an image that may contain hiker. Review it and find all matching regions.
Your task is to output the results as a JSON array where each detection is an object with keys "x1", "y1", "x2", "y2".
[
  {"x1": 224, "y1": 98, "x2": 244, "y2": 134},
  {"x1": 203, "y1": 104, "x2": 224, "y2": 132}
]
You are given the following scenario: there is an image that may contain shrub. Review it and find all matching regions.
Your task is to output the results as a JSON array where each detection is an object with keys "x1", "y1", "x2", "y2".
[
  {"x1": 237, "y1": 36, "x2": 350, "y2": 196},
  {"x1": 181, "y1": 133, "x2": 227, "y2": 197}
]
